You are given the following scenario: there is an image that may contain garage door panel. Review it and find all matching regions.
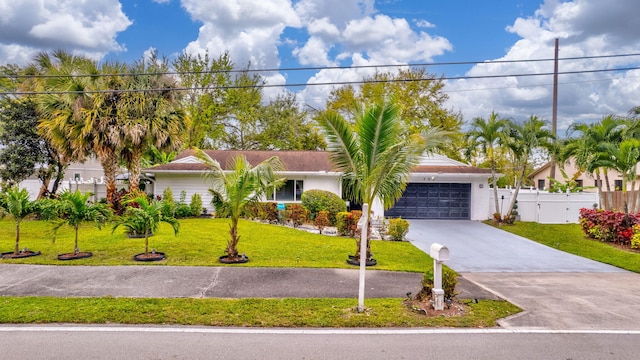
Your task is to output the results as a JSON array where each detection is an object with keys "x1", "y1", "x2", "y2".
[{"x1": 386, "y1": 183, "x2": 471, "y2": 220}]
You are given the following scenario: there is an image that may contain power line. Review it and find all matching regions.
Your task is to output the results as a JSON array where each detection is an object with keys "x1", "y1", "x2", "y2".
[
  {"x1": 2, "y1": 52, "x2": 640, "y2": 80},
  {"x1": 3, "y1": 65, "x2": 640, "y2": 96}
]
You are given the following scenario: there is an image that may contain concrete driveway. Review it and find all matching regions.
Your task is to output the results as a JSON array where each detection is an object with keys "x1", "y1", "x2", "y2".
[
  {"x1": 407, "y1": 220, "x2": 640, "y2": 330},
  {"x1": 406, "y1": 220, "x2": 624, "y2": 272}
]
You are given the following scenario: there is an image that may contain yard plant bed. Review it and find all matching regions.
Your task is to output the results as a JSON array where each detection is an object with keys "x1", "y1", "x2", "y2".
[
  {"x1": 57, "y1": 251, "x2": 93, "y2": 260},
  {"x1": 133, "y1": 252, "x2": 166, "y2": 262},
  {"x1": 1, "y1": 250, "x2": 40, "y2": 259}
]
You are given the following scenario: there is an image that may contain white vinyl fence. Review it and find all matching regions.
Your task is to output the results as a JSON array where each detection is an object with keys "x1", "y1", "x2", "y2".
[{"x1": 491, "y1": 188, "x2": 599, "y2": 224}]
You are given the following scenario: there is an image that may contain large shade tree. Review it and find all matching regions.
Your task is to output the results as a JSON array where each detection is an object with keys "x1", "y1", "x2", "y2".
[
  {"x1": 317, "y1": 101, "x2": 432, "y2": 262},
  {"x1": 321, "y1": 67, "x2": 464, "y2": 160}
]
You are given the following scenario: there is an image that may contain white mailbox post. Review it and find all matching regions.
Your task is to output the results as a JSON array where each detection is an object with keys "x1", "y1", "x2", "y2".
[{"x1": 429, "y1": 243, "x2": 450, "y2": 311}]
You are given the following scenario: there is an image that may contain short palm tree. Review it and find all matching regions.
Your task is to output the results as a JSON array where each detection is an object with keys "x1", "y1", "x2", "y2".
[
  {"x1": 112, "y1": 194, "x2": 179, "y2": 259},
  {"x1": 0, "y1": 187, "x2": 40, "y2": 257},
  {"x1": 46, "y1": 190, "x2": 112, "y2": 258},
  {"x1": 197, "y1": 151, "x2": 284, "y2": 262},
  {"x1": 316, "y1": 101, "x2": 427, "y2": 262}
]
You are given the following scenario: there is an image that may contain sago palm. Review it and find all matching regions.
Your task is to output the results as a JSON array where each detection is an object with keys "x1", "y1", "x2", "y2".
[
  {"x1": 197, "y1": 151, "x2": 284, "y2": 260},
  {"x1": 112, "y1": 194, "x2": 179, "y2": 256},
  {"x1": 0, "y1": 187, "x2": 39, "y2": 256},
  {"x1": 48, "y1": 190, "x2": 112, "y2": 255},
  {"x1": 316, "y1": 101, "x2": 427, "y2": 261}
]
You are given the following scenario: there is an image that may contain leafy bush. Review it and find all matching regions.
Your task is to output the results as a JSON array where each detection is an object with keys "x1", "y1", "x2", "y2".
[
  {"x1": 285, "y1": 203, "x2": 308, "y2": 228},
  {"x1": 190, "y1": 193, "x2": 203, "y2": 217},
  {"x1": 632, "y1": 224, "x2": 640, "y2": 249},
  {"x1": 174, "y1": 203, "x2": 194, "y2": 218},
  {"x1": 415, "y1": 266, "x2": 458, "y2": 301},
  {"x1": 300, "y1": 189, "x2": 346, "y2": 226},
  {"x1": 579, "y1": 208, "x2": 638, "y2": 244},
  {"x1": 336, "y1": 210, "x2": 361, "y2": 237},
  {"x1": 315, "y1": 211, "x2": 330, "y2": 234},
  {"x1": 243, "y1": 202, "x2": 279, "y2": 222},
  {"x1": 387, "y1": 217, "x2": 409, "y2": 241},
  {"x1": 161, "y1": 187, "x2": 175, "y2": 218}
]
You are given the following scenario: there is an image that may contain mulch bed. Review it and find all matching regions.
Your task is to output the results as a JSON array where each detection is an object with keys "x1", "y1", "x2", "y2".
[
  {"x1": 403, "y1": 298, "x2": 468, "y2": 317},
  {"x1": 57, "y1": 252, "x2": 93, "y2": 260},
  {"x1": 1, "y1": 250, "x2": 41, "y2": 259}
]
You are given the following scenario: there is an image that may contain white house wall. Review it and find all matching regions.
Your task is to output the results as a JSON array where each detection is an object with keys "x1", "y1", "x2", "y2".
[{"x1": 154, "y1": 172, "x2": 343, "y2": 212}]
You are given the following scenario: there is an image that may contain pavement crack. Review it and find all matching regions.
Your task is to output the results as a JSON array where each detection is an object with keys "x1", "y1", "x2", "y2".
[{"x1": 195, "y1": 268, "x2": 221, "y2": 298}]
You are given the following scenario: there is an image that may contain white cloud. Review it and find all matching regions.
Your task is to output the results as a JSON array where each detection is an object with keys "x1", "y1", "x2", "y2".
[
  {"x1": 446, "y1": 0, "x2": 640, "y2": 132},
  {"x1": 0, "y1": 0, "x2": 131, "y2": 65},
  {"x1": 181, "y1": 0, "x2": 301, "y2": 70}
]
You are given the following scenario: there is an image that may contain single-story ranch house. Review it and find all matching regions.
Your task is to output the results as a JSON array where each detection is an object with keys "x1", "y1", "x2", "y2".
[{"x1": 145, "y1": 149, "x2": 494, "y2": 221}]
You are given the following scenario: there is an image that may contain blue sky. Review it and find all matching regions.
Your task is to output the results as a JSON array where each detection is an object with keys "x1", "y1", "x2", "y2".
[{"x1": 1, "y1": 0, "x2": 640, "y2": 132}]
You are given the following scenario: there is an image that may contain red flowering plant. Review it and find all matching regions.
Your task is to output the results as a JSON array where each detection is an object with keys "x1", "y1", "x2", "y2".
[{"x1": 578, "y1": 208, "x2": 638, "y2": 245}]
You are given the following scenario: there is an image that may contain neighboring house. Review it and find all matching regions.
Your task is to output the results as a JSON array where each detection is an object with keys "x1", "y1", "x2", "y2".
[
  {"x1": 529, "y1": 159, "x2": 629, "y2": 192},
  {"x1": 146, "y1": 149, "x2": 494, "y2": 221}
]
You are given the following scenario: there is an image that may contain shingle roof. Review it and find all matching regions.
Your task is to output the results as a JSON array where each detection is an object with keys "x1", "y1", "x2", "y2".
[
  {"x1": 146, "y1": 149, "x2": 491, "y2": 175},
  {"x1": 147, "y1": 149, "x2": 336, "y2": 172}
]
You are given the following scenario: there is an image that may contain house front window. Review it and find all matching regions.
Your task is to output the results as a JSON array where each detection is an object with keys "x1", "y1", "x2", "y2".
[
  {"x1": 537, "y1": 179, "x2": 545, "y2": 190},
  {"x1": 615, "y1": 180, "x2": 623, "y2": 191},
  {"x1": 271, "y1": 180, "x2": 303, "y2": 201}
]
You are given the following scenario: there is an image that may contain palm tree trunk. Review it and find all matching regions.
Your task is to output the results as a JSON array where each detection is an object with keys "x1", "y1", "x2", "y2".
[
  {"x1": 99, "y1": 153, "x2": 119, "y2": 204},
  {"x1": 594, "y1": 171, "x2": 604, "y2": 209},
  {"x1": 603, "y1": 169, "x2": 613, "y2": 210},
  {"x1": 74, "y1": 226, "x2": 80, "y2": 253},
  {"x1": 127, "y1": 148, "x2": 143, "y2": 192},
  {"x1": 144, "y1": 232, "x2": 149, "y2": 255},
  {"x1": 491, "y1": 162, "x2": 500, "y2": 215},
  {"x1": 506, "y1": 164, "x2": 527, "y2": 216},
  {"x1": 14, "y1": 221, "x2": 20, "y2": 255},
  {"x1": 227, "y1": 219, "x2": 239, "y2": 258}
]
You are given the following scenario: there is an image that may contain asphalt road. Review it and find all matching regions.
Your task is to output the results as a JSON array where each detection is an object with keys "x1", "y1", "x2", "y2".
[{"x1": 1, "y1": 326, "x2": 639, "y2": 360}]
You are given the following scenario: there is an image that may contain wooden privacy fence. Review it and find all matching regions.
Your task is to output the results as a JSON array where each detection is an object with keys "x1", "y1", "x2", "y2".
[{"x1": 600, "y1": 191, "x2": 639, "y2": 212}]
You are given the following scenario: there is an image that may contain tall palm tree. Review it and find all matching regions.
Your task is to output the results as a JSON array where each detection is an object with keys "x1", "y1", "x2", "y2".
[
  {"x1": 316, "y1": 101, "x2": 429, "y2": 262},
  {"x1": 33, "y1": 51, "x2": 96, "y2": 191},
  {"x1": 502, "y1": 116, "x2": 554, "y2": 216},
  {"x1": 564, "y1": 116, "x2": 625, "y2": 209},
  {"x1": 118, "y1": 52, "x2": 186, "y2": 192},
  {"x1": 0, "y1": 187, "x2": 39, "y2": 257},
  {"x1": 465, "y1": 111, "x2": 510, "y2": 216},
  {"x1": 596, "y1": 139, "x2": 640, "y2": 213},
  {"x1": 197, "y1": 151, "x2": 284, "y2": 262}
]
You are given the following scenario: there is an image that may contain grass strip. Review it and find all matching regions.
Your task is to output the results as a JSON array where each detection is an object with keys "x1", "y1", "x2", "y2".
[
  {"x1": 0, "y1": 296, "x2": 520, "y2": 328},
  {"x1": 495, "y1": 222, "x2": 640, "y2": 273}
]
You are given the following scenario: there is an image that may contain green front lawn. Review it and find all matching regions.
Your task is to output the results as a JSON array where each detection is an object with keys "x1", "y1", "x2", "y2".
[
  {"x1": 496, "y1": 222, "x2": 640, "y2": 273},
  {"x1": 0, "y1": 296, "x2": 520, "y2": 328},
  {"x1": 0, "y1": 218, "x2": 430, "y2": 272}
]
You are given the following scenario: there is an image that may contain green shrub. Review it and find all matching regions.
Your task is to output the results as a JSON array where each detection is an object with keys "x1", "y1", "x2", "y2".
[
  {"x1": 161, "y1": 187, "x2": 175, "y2": 218},
  {"x1": 174, "y1": 203, "x2": 193, "y2": 218},
  {"x1": 315, "y1": 210, "x2": 330, "y2": 234},
  {"x1": 336, "y1": 210, "x2": 361, "y2": 237},
  {"x1": 190, "y1": 193, "x2": 203, "y2": 217},
  {"x1": 301, "y1": 189, "x2": 346, "y2": 226},
  {"x1": 415, "y1": 266, "x2": 458, "y2": 301},
  {"x1": 243, "y1": 202, "x2": 279, "y2": 222},
  {"x1": 387, "y1": 217, "x2": 409, "y2": 241},
  {"x1": 285, "y1": 203, "x2": 309, "y2": 228}
]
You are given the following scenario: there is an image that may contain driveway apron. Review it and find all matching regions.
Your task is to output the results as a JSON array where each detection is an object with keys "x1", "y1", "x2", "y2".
[{"x1": 407, "y1": 220, "x2": 640, "y2": 330}]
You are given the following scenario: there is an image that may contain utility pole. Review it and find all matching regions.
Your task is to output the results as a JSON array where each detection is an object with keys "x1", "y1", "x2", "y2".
[{"x1": 550, "y1": 38, "x2": 559, "y2": 182}]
